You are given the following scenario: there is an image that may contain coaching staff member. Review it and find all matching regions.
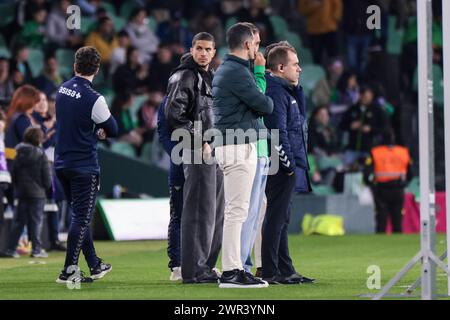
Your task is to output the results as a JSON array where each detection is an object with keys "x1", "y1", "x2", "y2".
[{"x1": 55, "y1": 46, "x2": 118, "y2": 284}]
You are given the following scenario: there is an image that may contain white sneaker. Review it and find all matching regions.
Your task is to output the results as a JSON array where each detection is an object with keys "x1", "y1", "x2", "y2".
[{"x1": 170, "y1": 267, "x2": 182, "y2": 281}]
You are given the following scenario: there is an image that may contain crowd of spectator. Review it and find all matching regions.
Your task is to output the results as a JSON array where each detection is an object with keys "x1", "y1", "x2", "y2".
[{"x1": 0, "y1": 0, "x2": 445, "y2": 192}]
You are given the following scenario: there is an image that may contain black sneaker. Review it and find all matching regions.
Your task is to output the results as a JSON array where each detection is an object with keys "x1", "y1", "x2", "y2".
[
  {"x1": 90, "y1": 258, "x2": 112, "y2": 280},
  {"x1": 219, "y1": 269, "x2": 268, "y2": 288},
  {"x1": 48, "y1": 241, "x2": 67, "y2": 252},
  {"x1": 279, "y1": 272, "x2": 315, "y2": 284},
  {"x1": 56, "y1": 269, "x2": 94, "y2": 284}
]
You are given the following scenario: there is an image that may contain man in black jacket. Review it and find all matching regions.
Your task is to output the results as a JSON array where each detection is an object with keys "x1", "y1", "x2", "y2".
[
  {"x1": 165, "y1": 32, "x2": 224, "y2": 284},
  {"x1": 4, "y1": 127, "x2": 52, "y2": 258}
]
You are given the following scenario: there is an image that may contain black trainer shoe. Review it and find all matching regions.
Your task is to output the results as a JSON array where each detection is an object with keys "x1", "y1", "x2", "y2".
[
  {"x1": 279, "y1": 272, "x2": 315, "y2": 284},
  {"x1": 48, "y1": 241, "x2": 67, "y2": 252},
  {"x1": 90, "y1": 258, "x2": 112, "y2": 280},
  {"x1": 56, "y1": 269, "x2": 94, "y2": 284},
  {"x1": 262, "y1": 275, "x2": 283, "y2": 285},
  {"x1": 219, "y1": 269, "x2": 268, "y2": 288}
]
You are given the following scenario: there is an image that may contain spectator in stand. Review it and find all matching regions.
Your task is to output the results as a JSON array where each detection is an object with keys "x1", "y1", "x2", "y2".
[
  {"x1": 9, "y1": 43, "x2": 33, "y2": 87},
  {"x1": 20, "y1": 6, "x2": 48, "y2": 49},
  {"x1": 147, "y1": 43, "x2": 177, "y2": 93},
  {"x1": 342, "y1": 0, "x2": 375, "y2": 75},
  {"x1": 339, "y1": 85, "x2": 389, "y2": 169},
  {"x1": 125, "y1": 8, "x2": 160, "y2": 64},
  {"x1": 111, "y1": 91, "x2": 143, "y2": 151},
  {"x1": 33, "y1": 55, "x2": 65, "y2": 98},
  {"x1": 0, "y1": 111, "x2": 11, "y2": 253},
  {"x1": 191, "y1": 10, "x2": 225, "y2": 48},
  {"x1": 237, "y1": 0, "x2": 275, "y2": 46},
  {"x1": 137, "y1": 92, "x2": 162, "y2": 143},
  {"x1": 336, "y1": 70, "x2": 360, "y2": 107},
  {"x1": 113, "y1": 46, "x2": 148, "y2": 95},
  {"x1": 308, "y1": 105, "x2": 343, "y2": 186},
  {"x1": 298, "y1": 0, "x2": 342, "y2": 65},
  {"x1": 3, "y1": 127, "x2": 52, "y2": 259},
  {"x1": 85, "y1": 16, "x2": 119, "y2": 66},
  {"x1": 77, "y1": 0, "x2": 102, "y2": 17},
  {"x1": 109, "y1": 31, "x2": 131, "y2": 75},
  {"x1": 312, "y1": 57, "x2": 344, "y2": 107},
  {"x1": 0, "y1": 58, "x2": 14, "y2": 108},
  {"x1": 156, "y1": 10, "x2": 193, "y2": 54},
  {"x1": 46, "y1": 0, "x2": 84, "y2": 49}
]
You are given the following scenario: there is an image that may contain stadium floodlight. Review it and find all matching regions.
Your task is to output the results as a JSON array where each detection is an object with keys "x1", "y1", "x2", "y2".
[{"x1": 370, "y1": 0, "x2": 450, "y2": 300}]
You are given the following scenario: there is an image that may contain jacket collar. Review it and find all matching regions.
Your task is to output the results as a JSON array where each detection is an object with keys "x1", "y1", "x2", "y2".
[
  {"x1": 224, "y1": 54, "x2": 250, "y2": 68},
  {"x1": 267, "y1": 72, "x2": 301, "y2": 91},
  {"x1": 74, "y1": 76, "x2": 93, "y2": 87}
]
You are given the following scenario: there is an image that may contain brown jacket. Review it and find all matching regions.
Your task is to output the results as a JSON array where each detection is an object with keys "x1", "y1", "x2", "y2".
[{"x1": 299, "y1": 0, "x2": 342, "y2": 35}]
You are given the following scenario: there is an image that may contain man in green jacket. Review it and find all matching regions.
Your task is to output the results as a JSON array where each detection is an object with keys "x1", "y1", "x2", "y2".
[{"x1": 212, "y1": 22, "x2": 273, "y2": 288}]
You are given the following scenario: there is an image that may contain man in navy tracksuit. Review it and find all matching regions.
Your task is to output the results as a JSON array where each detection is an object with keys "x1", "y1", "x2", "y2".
[
  {"x1": 262, "y1": 45, "x2": 314, "y2": 284},
  {"x1": 157, "y1": 96, "x2": 185, "y2": 280},
  {"x1": 54, "y1": 47, "x2": 118, "y2": 284}
]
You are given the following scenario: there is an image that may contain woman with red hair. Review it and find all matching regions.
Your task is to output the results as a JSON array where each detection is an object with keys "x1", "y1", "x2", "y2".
[{"x1": 5, "y1": 84, "x2": 40, "y2": 161}]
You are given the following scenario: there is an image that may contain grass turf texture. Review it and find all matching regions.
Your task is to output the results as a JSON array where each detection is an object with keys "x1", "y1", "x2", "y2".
[{"x1": 0, "y1": 234, "x2": 449, "y2": 300}]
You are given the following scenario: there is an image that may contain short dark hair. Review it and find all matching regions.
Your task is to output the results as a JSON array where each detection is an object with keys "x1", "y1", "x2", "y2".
[
  {"x1": 226, "y1": 23, "x2": 254, "y2": 51},
  {"x1": 264, "y1": 41, "x2": 293, "y2": 60},
  {"x1": 192, "y1": 32, "x2": 215, "y2": 47},
  {"x1": 23, "y1": 127, "x2": 44, "y2": 147},
  {"x1": 267, "y1": 46, "x2": 297, "y2": 71},
  {"x1": 74, "y1": 46, "x2": 101, "y2": 76},
  {"x1": 241, "y1": 22, "x2": 259, "y2": 35}
]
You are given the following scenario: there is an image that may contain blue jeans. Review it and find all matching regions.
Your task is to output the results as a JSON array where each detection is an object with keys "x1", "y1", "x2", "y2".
[
  {"x1": 346, "y1": 34, "x2": 372, "y2": 75},
  {"x1": 240, "y1": 156, "x2": 269, "y2": 273}
]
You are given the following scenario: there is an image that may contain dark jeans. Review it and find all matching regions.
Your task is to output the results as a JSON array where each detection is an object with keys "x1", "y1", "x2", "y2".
[
  {"x1": 262, "y1": 170, "x2": 297, "y2": 278},
  {"x1": 56, "y1": 168, "x2": 100, "y2": 270},
  {"x1": 8, "y1": 198, "x2": 45, "y2": 254},
  {"x1": 46, "y1": 211, "x2": 59, "y2": 245},
  {"x1": 346, "y1": 34, "x2": 373, "y2": 75},
  {"x1": 167, "y1": 182, "x2": 184, "y2": 270},
  {"x1": 181, "y1": 151, "x2": 224, "y2": 281},
  {"x1": 373, "y1": 186, "x2": 404, "y2": 234}
]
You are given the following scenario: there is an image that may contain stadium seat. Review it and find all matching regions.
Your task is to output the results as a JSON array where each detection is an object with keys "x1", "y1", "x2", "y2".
[
  {"x1": 0, "y1": 34, "x2": 6, "y2": 47},
  {"x1": 0, "y1": 47, "x2": 11, "y2": 59},
  {"x1": 28, "y1": 48, "x2": 44, "y2": 77},
  {"x1": 300, "y1": 64, "x2": 326, "y2": 97},
  {"x1": 0, "y1": 2, "x2": 16, "y2": 28},
  {"x1": 56, "y1": 48, "x2": 75, "y2": 79},
  {"x1": 100, "y1": 2, "x2": 116, "y2": 16},
  {"x1": 140, "y1": 142, "x2": 153, "y2": 163},
  {"x1": 111, "y1": 142, "x2": 137, "y2": 158},
  {"x1": 80, "y1": 16, "x2": 96, "y2": 35},
  {"x1": 130, "y1": 94, "x2": 148, "y2": 123},
  {"x1": 111, "y1": 15, "x2": 126, "y2": 32},
  {"x1": 269, "y1": 15, "x2": 289, "y2": 38},
  {"x1": 299, "y1": 47, "x2": 313, "y2": 66},
  {"x1": 225, "y1": 16, "x2": 238, "y2": 31},
  {"x1": 147, "y1": 16, "x2": 157, "y2": 32},
  {"x1": 120, "y1": 1, "x2": 140, "y2": 20},
  {"x1": 284, "y1": 31, "x2": 302, "y2": 53},
  {"x1": 387, "y1": 16, "x2": 404, "y2": 55}
]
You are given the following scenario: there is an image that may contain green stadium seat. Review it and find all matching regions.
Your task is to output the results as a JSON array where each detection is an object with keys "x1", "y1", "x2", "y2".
[
  {"x1": 130, "y1": 94, "x2": 148, "y2": 123},
  {"x1": 111, "y1": 15, "x2": 126, "y2": 32},
  {"x1": 387, "y1": 16, "x2": 405, "y2": 55},
  {"x1": 56, "y1": 48, "x2": 75, "y2": 79},
  {"x1": 225, "y1": 16, "x2": 238, "y2": 31},
  {"x1": 300, "y1": 64, "x2": 326, "y2": 97},
  {"x1": 284, "y1": 31, "x2": 302, "y2": 53},
  {"x1": 0, "y1": 2, "x2": 16, "y2": 28},
  {"x1": 140, "y1": 142, "x2": 153, "y2": 163},
  {"x1": 28, "y1": 48, "x2": 44, "y2": 77},
  {"x1": 0, "y1": 34, "x2": 6, "y2": 47},
  {"x1": 147, "y1": 16, "x2": 158, "y2": 32},
  {"x1": 299, "y1": 47, "x2": 313, "y2": 66},
  {"x1": 0, "y1": 47, "x2": 11, "y2": 59},
  {"x1": 269, "y1": 15, "x2": 289, "y2": 38},
  {"x1": 111, "y1": 142, "x2": 137, "y2": 158},
  {"x1": 100, "y1": 2, "x2": 116, "y2": 16},
  {"x1": 120, "y1": 1, "x2": 140, "y2": 20},
  {"x1": 80, "y1": 16, "x2": 96, "y2": 35}
]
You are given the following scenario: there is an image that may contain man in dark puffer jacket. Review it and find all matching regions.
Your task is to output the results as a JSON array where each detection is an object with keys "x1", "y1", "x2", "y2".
[{"x1": 165, "y1": 32, "x2": 224, "y2": 284}]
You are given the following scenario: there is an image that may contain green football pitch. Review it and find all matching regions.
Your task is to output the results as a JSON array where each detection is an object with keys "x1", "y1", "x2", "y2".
[{"x1": 0, "y1": 234, "x2": 449, "y2": 300}]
